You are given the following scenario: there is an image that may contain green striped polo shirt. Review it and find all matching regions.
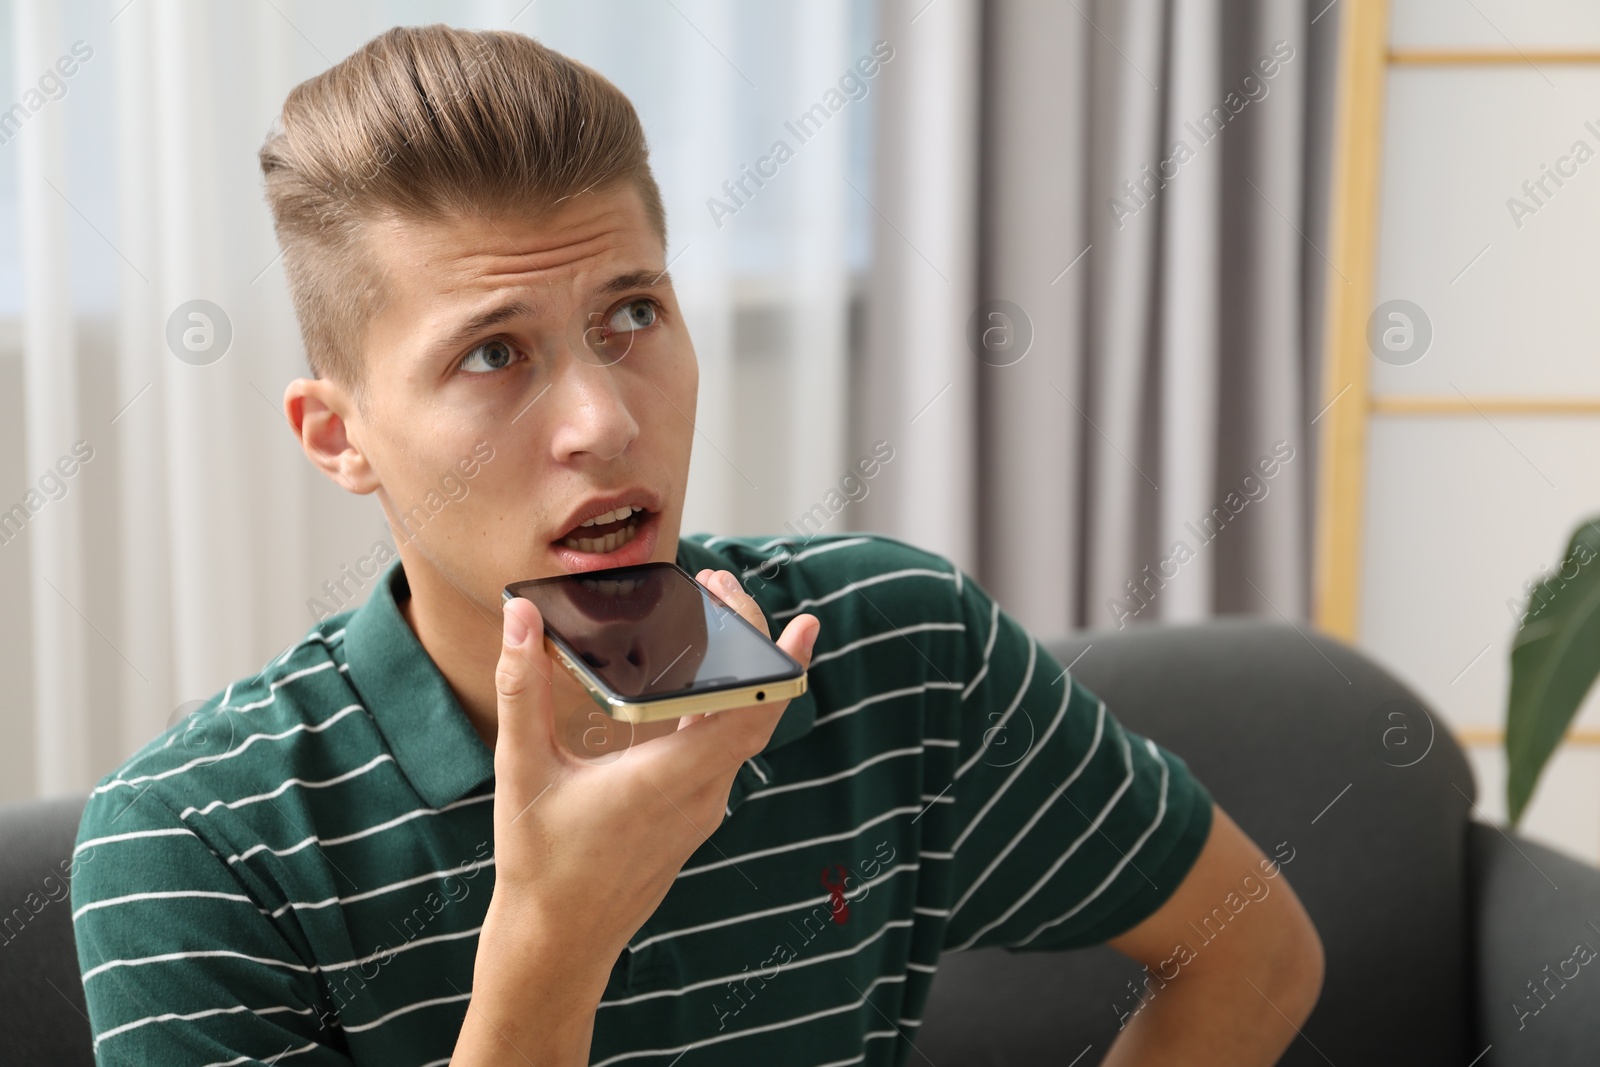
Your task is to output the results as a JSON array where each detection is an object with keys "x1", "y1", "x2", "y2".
[{"x1": 72, "y1": 531, "x2": 1213, "y2": 1066}]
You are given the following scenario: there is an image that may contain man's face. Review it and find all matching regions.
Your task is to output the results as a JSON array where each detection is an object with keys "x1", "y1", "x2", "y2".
[{"x1": 343, "y1": 182, "x2": 696, "y2": 607}]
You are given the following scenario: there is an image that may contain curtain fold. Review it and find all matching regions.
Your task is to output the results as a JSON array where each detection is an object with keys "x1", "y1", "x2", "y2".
[
  {"x1": 857, "y1": 0, "x2": 982, "y2": 572},
  {"x1": 861, "y1": 0, "x2": 1335, "y2": 639},
  {"x1": 111, "y1": 0, "x2": 170, "y2": 775},
  {"x1": 15, "y1": 0, "x2": 89, "y2": 792}
]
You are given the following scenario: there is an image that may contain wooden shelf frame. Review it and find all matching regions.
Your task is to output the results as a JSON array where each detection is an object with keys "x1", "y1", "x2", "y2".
[
  {"x1": 1456, "y1": 726, "x2": 1600, "y2": 747},
  {"x1": 1314, "y1": 0, "x2": 1391, "y2": 640},
  {"x1": 1371, "y1": 396, "x2": 1600, "y2": 416},
  {"x1": 1390, "y1": 50, "x2": 1600, "y2": 66}
]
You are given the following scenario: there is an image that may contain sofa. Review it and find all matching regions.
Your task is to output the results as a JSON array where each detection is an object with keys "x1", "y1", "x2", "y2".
[
  {"x1": 919, "y1": 619, "x2": 1600, "y2": 1065},
  {"x1": 4, "y1": 619, "x2": 1597, "y2": 1065}
]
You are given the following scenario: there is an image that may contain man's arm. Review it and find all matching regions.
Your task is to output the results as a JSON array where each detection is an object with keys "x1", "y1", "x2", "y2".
[
  {"x1": 937, "y1": 559, "x2": 1320, "y2": 1059},
  {"x1": 72, "y1": 786, "x2": 352, "y2": 1065},
  {"x1": 1102, "y1": 803, "x2": 1325, "y2": 1066}
]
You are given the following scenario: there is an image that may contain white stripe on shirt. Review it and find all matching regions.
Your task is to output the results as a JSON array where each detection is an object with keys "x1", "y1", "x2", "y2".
[
  {"x1": 1009, "y1": 740, "x2": 1174, "y2": 948},
  {"x1": 227, "y1": 792, "x2": 492, "y2": 864},
  {"x1": 82, "y1": 947, "x2": 317, "y2": 984},
  {"x1": 675, "y1": 805, "x2": 921, "y2": 879},
  {"x1": 742, "y1": 746, "x2": 924, "y2": 802},
  {"x1": 270, "y1": 857, "x2": 496, "y2": 918},
  {"x1": 949, "y1": 732, "x2": 1137, "y2": 951},
  {"x1": 599, "y1": 919, "x2": 914, "y2": 1008},
  {"x1": 960, "y1": 599, "x2": 1001, "y2": 701},
  {"x1": 628, "y1": 863, "x2": 920, "y2": 952},
  {"x1": 199, "y1": 1040, "x2": 320, "y2": 1067},
  {"x1": 94, "y1": 1002, "x2": 313, "y2": 1048},
  {"x1": 772, "y1": 568, "x2": 955, "y2": 619},
  {"x1": 341, "y1": 991, "x2": 472, "y2": 1034},
  {"x1": 92, "y1": 704, "x2": 364, "y2": 795},
  {"x1": 179, "y1": 753, "x2": 395, "y2": 819},
  {"x1": 950, "y1": 689, "x2": 1092, "y2": 856},
  {"x1": 321, "y1": 925, "x2": 484, "y2": 973},
  {"x1": 954, "y1": 635, "x2": 1036, "y2": 780},
  {"x1": 812, "y1": 681, "x2": 964, "y2": 729},
  {"x1": 947, "y1": 695, "x2": 1101, "y2": 913},
  {"x1": 74, "y1": 826, "x2": 196, "y2": 856},
  {"x1": 275, "y1": 628, "x2": 346, "y2": 667},
  {"x1": 589, "y1": 974, "x2": 910, "y2": 1067},
  {"x1": 741, "y1": 536, "x2": 874, "y2": 578},
  {"x1": 222, "y1": 660, "x2": 338, "y2": 712},
  {"x1": 73, "y1": 889, "x2": 255, "y2": 923},
  {"x1": 808, "y1": 622, "x2": 965, "y2": 667}
]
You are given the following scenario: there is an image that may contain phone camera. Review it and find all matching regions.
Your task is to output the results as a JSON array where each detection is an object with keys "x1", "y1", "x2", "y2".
[{"x1": 756, "y1": 691, "x2": 765, "y2": 701}]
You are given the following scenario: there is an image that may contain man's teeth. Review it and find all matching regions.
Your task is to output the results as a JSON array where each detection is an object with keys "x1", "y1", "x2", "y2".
[
  {"x1": 562, "y1": 515, "x2": 642, "y2": 554},
  {"x1": 579, "y1": 504, "x2": 644, "y2": 528}
]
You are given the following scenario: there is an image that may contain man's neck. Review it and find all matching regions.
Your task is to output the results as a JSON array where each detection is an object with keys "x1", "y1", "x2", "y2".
[
  {"x1": 394, "y1": 550, "x2": 674, "y2": 755},
  {"x1": 394, "y1": 556, "x2": 582, "y2": 749}
]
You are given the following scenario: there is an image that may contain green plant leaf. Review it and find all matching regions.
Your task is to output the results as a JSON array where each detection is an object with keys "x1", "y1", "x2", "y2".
[{"x1": 1506, "y1": 516, "x2": 1600, "y2": 825}]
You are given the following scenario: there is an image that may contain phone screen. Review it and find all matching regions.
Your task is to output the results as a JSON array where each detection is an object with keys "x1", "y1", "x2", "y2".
[{"x1": 506, "y1": 563, "x2": 801, "y2": 701}]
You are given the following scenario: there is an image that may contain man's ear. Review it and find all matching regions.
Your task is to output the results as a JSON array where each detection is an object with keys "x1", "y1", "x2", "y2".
[{"x1": 283, "y1": 377, "x2": 380, "y2": 495}]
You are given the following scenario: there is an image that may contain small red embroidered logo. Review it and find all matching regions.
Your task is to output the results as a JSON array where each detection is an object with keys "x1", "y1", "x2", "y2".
[{"x1": 820, "y1": 864, "x2": 850, "y2": 925}]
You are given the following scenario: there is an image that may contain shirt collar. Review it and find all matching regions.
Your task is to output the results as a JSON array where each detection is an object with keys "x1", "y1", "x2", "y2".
[
  {"x1": 342, "y1": 539, "x2": 818, "y2": 811},
  {"x1": 342, "y1": 557, "x2": 496, "y2": 809}
]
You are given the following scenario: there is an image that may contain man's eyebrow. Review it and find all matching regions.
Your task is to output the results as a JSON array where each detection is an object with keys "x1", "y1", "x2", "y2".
[
  {"x1": 434, "y1": 300, "x2": 537, "y2": 355},
  {"x1": 431, "y1": 269, "x2": 674, "y2": 355},
  {"x1": 596, "y1": 268, "x2": 674, "y2": 297}
]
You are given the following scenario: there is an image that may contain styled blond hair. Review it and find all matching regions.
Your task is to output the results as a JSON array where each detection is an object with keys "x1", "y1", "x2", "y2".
[{"x1": 259, "y1": 25, "x2": 666, "y2": 399}]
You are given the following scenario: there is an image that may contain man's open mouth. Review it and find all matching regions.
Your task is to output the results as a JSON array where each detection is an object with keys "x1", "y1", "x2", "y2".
[
  {"x1": 557, "y1": 504, "x2": 648, "y2": 554},
  {"x1": 549, "y1": 491, "x2": 663, "y2": 572}
]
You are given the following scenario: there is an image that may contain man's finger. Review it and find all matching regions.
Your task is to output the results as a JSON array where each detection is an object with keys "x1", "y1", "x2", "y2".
[
  {"x1": 658, "y1": 606, "x2": 820, "y2": 765},
  {"x1": 700, "y1": 568, "x2": 771, "y2": 638},
  {"x1": 496, "y1": 596, "x2": 563, "y2": 769}
]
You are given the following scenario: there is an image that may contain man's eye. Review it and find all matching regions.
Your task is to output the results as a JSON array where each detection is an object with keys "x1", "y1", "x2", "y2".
[
  {"x1": 606, "y1": 299, "x2": 658, "y2": 334},
  {"x1": 459, "y1": 339, "x2": 521, "y2": 374}
]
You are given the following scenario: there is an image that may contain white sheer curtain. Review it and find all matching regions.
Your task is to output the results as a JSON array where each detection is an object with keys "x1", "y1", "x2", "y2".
[{"x1": 1, "y1": 0, "x2": 873, "y2": 798}]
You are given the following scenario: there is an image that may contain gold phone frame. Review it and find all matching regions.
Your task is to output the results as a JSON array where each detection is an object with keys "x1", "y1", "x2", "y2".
[
  {"x1": 543, "y1": 634, "x2": 807, "y2": 723},
  {"x1": 503, "y1": 565, "x2": 808, "y2": 724}
]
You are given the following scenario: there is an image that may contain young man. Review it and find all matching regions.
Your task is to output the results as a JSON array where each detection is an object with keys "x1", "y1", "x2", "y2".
[{"x1": 71, "y1": 25, "x2": 1322, "y2": 1067}]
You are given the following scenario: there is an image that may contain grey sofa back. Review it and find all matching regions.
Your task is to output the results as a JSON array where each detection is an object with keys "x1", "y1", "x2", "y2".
[
  {"x1": 0, "y1": 793, "x2": 94, "y2": 1066},
  {"x1": 920, "y1": 619, "x2": 1478, "y2": 1065}
]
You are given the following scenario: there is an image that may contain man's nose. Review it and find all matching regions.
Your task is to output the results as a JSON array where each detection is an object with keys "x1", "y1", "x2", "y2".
[{"x1": 548, "y1": 358, "x2": 641, "y2": 463}]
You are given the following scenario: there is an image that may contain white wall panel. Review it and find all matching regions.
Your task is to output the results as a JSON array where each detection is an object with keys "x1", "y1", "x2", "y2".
[
  {"x1": 1360, "y1": 416, "x2": 1600, "y2": 729},
  {"x1": 1360, "y1": 2, "x2": 1600, "y2": 864},
  {"x1": 1373, "y1": 68, "x2": 1600, "y2": 397},
  {"x1": 1359, "y1": 417, "x2": 1600, "y2": 862},
  {"x1": 1392, "y1": 0, "x2": 1600, "y2": 49}
]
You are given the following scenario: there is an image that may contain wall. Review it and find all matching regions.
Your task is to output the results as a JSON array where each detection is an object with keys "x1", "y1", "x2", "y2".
[{"x1": 1360, "y1": 0, "x2": 1600, "y2": 863}]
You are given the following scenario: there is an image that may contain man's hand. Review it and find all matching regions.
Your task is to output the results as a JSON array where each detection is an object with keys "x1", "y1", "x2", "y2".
[
  {"x1": 450, "y1": 568, "x2": 820, "y2": 1066},
  {"x1": 1101, "y1": 803, "x2": 1325, "y2": 1066}
]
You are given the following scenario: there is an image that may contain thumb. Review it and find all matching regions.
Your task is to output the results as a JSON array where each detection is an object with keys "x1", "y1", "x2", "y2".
[{"x1": 496, "y1": 596, "x2": 561, "y2": 768}]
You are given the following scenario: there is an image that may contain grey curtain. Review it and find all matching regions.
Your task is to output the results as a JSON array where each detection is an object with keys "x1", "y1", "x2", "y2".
[{"x1": 856, "y1": 0, "x2": 1340, "y2": 639}]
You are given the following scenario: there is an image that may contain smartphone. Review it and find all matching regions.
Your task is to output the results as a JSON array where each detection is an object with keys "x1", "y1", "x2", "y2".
[{"x1": 503, "y1": 562, "x2": 808, "y2": 723}]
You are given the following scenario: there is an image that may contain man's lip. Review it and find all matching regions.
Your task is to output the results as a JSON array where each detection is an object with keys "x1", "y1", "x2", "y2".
[
  {"x1": 553, "y1": 487, "x2": 663, "y2": 541},
  {"x1": 550, "y1": 509, "x2": 661, "y2": 573}
]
